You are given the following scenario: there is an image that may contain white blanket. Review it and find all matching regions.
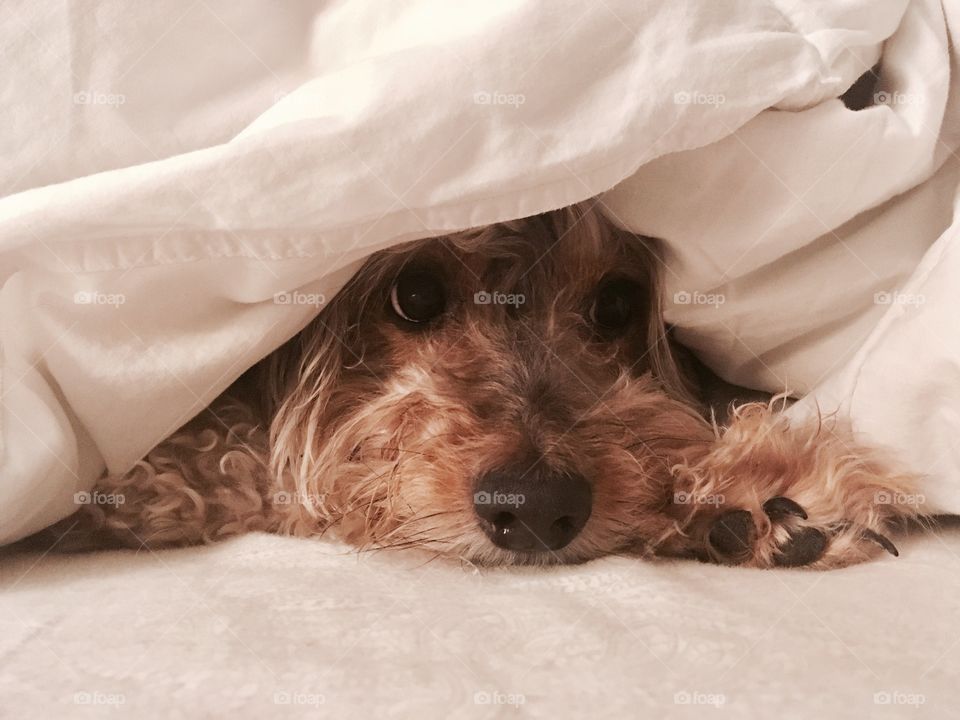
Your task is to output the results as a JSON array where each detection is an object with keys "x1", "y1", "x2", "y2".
[
  {"x1": 2, "y1": 0, "x2": 960, "y2": 542},
  {"x1": 3, "y1": 532, "x2": 959, "y2": 718}
]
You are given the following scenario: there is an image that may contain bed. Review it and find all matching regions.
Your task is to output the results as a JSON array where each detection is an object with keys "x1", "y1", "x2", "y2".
[
  {"x1": 3, "y1": 532, "x2": 959, "y2": 717},
  {"x1": 3, "y1": 1, "x2": 960, "y2": 716}
]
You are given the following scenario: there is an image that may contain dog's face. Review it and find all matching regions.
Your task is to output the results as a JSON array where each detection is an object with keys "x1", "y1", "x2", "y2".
[{"x1": 265, "y1": 205, "x2": 710, "y2": 564}]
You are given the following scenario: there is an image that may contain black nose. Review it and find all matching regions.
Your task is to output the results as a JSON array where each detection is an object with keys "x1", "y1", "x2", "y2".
[{"x1": 473, "y1": 468, "x2": 592, "y2": 552}]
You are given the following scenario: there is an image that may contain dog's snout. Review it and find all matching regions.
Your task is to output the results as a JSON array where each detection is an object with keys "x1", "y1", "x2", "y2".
[{"x1": 473, "y1": 469, "x2": 592, "y2": 552}]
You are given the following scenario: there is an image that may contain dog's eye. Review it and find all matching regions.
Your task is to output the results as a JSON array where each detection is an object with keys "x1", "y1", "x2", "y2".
[
  {"x1": 590, "y1": 278, "x2": 639, "y2": 334},
  {"x1": 390, "y1": 269, "x2": 447, "y2": 324}
]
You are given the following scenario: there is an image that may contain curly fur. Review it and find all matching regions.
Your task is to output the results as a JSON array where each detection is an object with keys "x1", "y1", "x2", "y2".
[{"x1": 43, "y1": 203, "x2": 926, "y2": 568}]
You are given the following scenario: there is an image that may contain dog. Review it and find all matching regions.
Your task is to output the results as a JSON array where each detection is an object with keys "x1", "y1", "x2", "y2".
[{"x1": 45, "y1": 202, "x2": 924, "y2": 568}]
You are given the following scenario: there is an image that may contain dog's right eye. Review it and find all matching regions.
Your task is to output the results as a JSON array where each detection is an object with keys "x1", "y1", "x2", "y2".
[
  {"x1": 590, "y1": 278, "x2": 640, "y2": 335},
  {"x1": 390, "y1": 269, "x2": 447, "y2": 324}
]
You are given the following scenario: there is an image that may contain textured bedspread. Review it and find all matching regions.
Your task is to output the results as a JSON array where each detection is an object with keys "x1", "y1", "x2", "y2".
[{"x1": 2, "y1": 532, "x2": 959, "y2": 719}]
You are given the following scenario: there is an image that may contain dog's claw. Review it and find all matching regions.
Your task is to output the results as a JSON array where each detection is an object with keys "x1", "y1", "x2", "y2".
[
  {"x1": 705, "y1": 503, "x2": 899, "y2": 568},
  {"x1": 862, "y1": 528, "x2": 899, "y2": 557},
  {"x1": 773, "y1": 527, "x2": 828, "y2": 567},
  {"x1": 834, "y1": 521, "x2": 900, "y2": 558},
  {"x1": 762, "y1": 497, "x2": 808, "y2": 520},
  {"x1": 708, "y1": 510, "x2": 755, "y2": 563}
]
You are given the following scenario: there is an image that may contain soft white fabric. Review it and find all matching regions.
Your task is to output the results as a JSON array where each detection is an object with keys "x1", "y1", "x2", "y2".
[
  {"x1": 604, "y1": 0, "x2": 960, "y2": 512},
  {"x1": 2, "y1": 0, "x2": 960, "y2": 544},
  {"x1": 3, "y1": 532, "x2": 959, "y2": 718}
]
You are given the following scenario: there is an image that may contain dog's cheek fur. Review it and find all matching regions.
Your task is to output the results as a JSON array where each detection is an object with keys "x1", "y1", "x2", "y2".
[{"x1": 269, "y1": 357, "x2": 493, "y2": 555}]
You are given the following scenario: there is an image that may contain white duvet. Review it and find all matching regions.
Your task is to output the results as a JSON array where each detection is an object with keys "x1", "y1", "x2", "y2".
[
  {"x1": 4, "y1": 0, "x2": 960, "y2": 537},
  {"x1": 1, "y1": 0, "x2": 959, "y2": 526}
]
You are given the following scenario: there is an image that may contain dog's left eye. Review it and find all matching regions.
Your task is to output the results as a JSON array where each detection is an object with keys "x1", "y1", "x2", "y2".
[
  {"x1": 590, "y1": 278, "x2": 639, "y2": 334},
  {"x1": 390, "y1": 269, "x2": 447, "y2": 324}
]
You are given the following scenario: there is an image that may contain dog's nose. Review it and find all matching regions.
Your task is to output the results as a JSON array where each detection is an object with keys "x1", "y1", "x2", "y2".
[{"x1": 473, "y1": 469, "x2": 592, "y2": 552}]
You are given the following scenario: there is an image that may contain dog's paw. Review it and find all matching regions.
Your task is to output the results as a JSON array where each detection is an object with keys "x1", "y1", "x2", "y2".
[{"x1": 705, "y1": 496, "x2": 900, "y2": 569}]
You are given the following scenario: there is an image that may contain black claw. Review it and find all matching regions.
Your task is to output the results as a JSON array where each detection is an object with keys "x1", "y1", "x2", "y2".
[
  {"x1": 762, "y1": 497, "x2": 808, "y2": 521},
  {"x1": 862, "y1": 529, "x2": 899, "y2": 557},
  {"x1": 708, "y1": 510, "x2": 756, "y2": 563},
  {"x1": 832, "y1": 522, "x2": 900, "y2": 558},
  {"x1": 773, "y1": 527, "x2": 828, "y2": 567}
]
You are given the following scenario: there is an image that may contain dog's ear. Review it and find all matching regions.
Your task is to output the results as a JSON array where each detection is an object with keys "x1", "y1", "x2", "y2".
[
  {"x1": 642, "y1": 252, "x2": 700, "y2": 407},
  {"x1": 256, "y1": 293, "x2": 354, "y2": 485},
  {"x1": 259, "y1": 245, "x2": 400, "y2": 421},
  {"x1": 258, "y1": 244, "x2": 405, "y2": 486},
  {"x1": 257, "y1": 312, "x2": 346, "y2": 419}
]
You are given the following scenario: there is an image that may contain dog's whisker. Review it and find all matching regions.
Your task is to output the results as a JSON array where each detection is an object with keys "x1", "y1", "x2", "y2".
[
  {"x1": 622, "y1": 436, "x2": 713, "y2": 448},
  {"x1": 366, "y1": 446, "x2": 431, "y2": 458},
  {"x1": 361, "y1": 533, "x2": 464, "y2": 553},
  {"x1": 374, "y1": 523, "x2": 467, "y2": 547},
  {"x1": 372, "y1": 511, "x2": 464, "y2": 544}
]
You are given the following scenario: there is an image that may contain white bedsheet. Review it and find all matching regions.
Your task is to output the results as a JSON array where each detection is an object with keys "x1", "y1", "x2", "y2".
[
  {"x1": 3, "y1": 532, "x2": 960, "y2": 719},
  {"x1": 5, "y1": 0, "x2": 960, "y2": 542}
]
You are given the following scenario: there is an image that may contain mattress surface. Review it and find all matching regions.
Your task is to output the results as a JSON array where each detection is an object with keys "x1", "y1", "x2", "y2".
[{"x1": 2, "y1": 532, "x2": 958, "y2": 719}]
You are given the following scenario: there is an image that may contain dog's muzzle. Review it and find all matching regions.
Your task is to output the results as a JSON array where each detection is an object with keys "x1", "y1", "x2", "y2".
[{"x1": 473, "y1": 468, "x2": 592, "y2": 552}]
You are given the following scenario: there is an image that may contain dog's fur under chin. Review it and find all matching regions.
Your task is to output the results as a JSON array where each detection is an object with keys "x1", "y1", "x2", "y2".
[{"x1": 47, "y1": 204, "x2": 925, "y2": 568}]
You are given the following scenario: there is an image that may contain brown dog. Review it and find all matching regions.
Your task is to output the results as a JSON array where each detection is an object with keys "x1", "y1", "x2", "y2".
[{"x1": 47, "y1": 203, "x2": 923, "y2": 568}]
